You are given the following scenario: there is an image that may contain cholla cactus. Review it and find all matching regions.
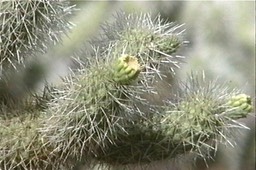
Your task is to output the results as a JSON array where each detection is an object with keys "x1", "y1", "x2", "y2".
[
  {"x1": 93, "y1": 12, "x2": 186, "y2": 69},
  {"x1": 94, "y1": 73, "x2": 253, "y2": 166},
  {"x1": 0, "y1": 0, "x2": 73, "y2": 106},
  {"x1": 0, "y1": 0, "x2": 72, "y2": 72},
  {"x1": 0, "y1": 112, "x2": 53, "y2": 169},
  {"x1": 0, "y1": 5, "x2": 253, "y2": 170}
]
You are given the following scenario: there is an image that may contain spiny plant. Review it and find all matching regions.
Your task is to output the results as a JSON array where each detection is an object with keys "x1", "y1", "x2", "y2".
[
  {"x1": 42, "y1": 12, "x2": 252, "y2": 169},
  {"x1": 0, "y1": 4, "x2": 253, "y2": 170},
  {"x1": 0, "y1": 0, "x2": 73, "y2": 106},
  {"x1": 0, "y1": 0, "x2": 73, "y2": 169},
  {"x1": 0, "y1": 0, "x2": 72, "y2": 72},
  {"x1": 41, "y1": 11, "x2": 186, "y2": 164}
]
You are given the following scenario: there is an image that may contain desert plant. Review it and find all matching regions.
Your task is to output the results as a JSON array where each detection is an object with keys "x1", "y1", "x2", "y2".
[
  {"x1": 0, "y1": 0, "x2": 72, "y2": 71},
  {"x1": 0, "y1": 0, "x2": 73, "y2": 106},
  {"x1": 0, "y1": 2, "x2": 253, "y2": 170}
]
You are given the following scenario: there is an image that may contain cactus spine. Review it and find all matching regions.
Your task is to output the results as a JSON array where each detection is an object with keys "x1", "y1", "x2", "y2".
[{"x1": 0, "y1": 3, "x2": 253, "y2": 170}]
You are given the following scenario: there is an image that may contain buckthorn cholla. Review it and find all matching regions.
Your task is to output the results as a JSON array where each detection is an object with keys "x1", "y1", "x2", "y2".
[
  {"x1": 0, "y1": 6, "x2": 253, "y2": 170},
  {"x1": 0, "y1": 0, "x2": 73, "y2": 106},
  {"x1": 0, "y1": 0, "x2": 73, "y2": 72}
]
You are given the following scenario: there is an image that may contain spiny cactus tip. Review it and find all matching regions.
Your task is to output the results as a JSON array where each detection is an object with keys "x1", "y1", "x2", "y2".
[{"x1": 113, "y1": 54, "x2": 141, "y2": 85}]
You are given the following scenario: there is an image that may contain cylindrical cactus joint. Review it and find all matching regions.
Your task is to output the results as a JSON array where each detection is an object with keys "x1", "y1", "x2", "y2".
[{"x1": 113, "y1": 54, "x2": 141, "y2": 85}]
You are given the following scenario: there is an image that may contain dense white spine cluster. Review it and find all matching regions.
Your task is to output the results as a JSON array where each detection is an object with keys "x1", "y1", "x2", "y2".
[{"x1": 0, "y1": 4, "x2": 252, "y2": 170}]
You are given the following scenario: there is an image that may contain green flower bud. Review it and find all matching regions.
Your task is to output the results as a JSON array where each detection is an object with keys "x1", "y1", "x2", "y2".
[
  {"x1": 113, "y1": 54, "x2": 141, "y2": 84},
  {"x1": 227, "y1": 94, "x2": 253, "y2": 119}
]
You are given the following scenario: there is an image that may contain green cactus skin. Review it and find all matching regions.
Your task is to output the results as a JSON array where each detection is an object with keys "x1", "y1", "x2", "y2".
[{"x1": 113, "y1": 54, "x2": 141, "y2": 85}]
